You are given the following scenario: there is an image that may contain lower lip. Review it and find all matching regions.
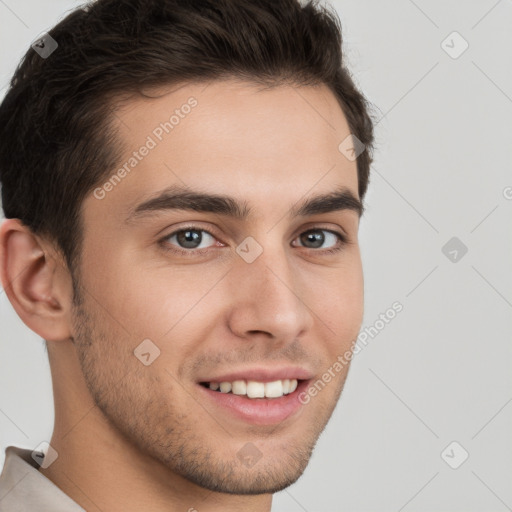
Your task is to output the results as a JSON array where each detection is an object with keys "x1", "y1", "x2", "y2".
[{"x1": 197, "y1": 380, "x2": 311, "y2": 426}]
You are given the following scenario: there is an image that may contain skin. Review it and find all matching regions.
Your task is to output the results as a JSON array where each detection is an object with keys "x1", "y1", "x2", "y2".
[{"x1": 0, "y1": 79, "x2": 364, "y2": 512}]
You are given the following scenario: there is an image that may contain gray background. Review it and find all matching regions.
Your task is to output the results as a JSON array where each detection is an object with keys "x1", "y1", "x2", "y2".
[{"x1": 1, "y1": 1, "x2": 511, "y2": 511}]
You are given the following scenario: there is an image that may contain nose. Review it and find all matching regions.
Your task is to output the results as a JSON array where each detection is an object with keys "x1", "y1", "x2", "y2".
[{"x1": 225, "y1": 244, "x2": 314, "y2": 344}]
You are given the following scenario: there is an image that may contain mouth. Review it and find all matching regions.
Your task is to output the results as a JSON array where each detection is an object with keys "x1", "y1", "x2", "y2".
[
  {"x1": 197, "y1": 378, "x2": 311, "y2": 426},
  {"x1": 199, "y1": 377, "x2": 301, "y2": 398}
]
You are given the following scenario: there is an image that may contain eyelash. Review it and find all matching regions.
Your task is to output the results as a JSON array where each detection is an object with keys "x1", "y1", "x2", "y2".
[{"x1": 158, "y1": 225, "x2": 349, "y2": 257}]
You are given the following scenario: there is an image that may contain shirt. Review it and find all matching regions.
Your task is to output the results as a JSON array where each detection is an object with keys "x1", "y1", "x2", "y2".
[{"x1": 0, "y1": 445, "x2": 85, "y2": 511}]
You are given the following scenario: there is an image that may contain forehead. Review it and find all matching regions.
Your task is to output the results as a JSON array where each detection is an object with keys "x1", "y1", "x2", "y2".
[{"x1": 84, "y1": 79, "x2": 359, "y2": 224}]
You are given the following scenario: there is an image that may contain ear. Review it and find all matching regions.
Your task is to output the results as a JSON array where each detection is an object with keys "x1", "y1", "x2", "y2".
[{"x1": 0, "y1": 218, "x2": 74, "y2": 342}]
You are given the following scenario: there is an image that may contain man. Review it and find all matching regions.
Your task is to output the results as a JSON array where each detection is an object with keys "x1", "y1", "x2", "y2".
[{"x1": 0, "y1": 0, "x2": 375, "y2": 510}]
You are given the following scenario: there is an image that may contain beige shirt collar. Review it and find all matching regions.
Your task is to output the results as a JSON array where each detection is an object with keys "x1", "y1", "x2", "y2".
[{"x1": 0, "y1": 445, "x2": 85, "y2": 511}]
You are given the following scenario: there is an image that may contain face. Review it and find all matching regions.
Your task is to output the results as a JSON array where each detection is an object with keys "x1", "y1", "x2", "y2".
[{"x1": 71, "y1": 79, "x2": 364, "y2": 494}]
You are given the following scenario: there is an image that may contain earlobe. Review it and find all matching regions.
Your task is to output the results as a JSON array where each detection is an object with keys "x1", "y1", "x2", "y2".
[{"x1": 0, "y1": 218, "x2": 74, "y2": 342}]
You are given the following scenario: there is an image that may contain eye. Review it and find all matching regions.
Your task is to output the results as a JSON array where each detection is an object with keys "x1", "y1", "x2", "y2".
[
  {"x1": 159, "y1": 226, "x2": 348, "y2": 257},
  {"x1": 161, "y1": 227, "x2": 219, "y2": 256},
  {"x1": 292, "y1": 228, "x2": 348, "y2": 254}
]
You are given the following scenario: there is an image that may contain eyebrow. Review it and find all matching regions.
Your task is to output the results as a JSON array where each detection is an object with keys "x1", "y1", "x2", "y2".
[{"x1": 124, "y1": 184, "x2": 364, "y2": 224}]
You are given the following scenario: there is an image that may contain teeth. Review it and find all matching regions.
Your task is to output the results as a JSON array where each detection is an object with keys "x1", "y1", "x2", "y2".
[
  {"x1": 247, "y1": 381, "x2": 265, "y2": 398},
  {"x1": 231, "y1": 380, "x2": 247, "y2": 395},
  {"x1": 219, "y1": 382, "x2": 232, "y2": 393},
  {"x1": 264, "y1": 380, "x2": 283, "y2": 398},
  {"x1": 207, "y1": 379, "x2": 298, "y2": 399}
]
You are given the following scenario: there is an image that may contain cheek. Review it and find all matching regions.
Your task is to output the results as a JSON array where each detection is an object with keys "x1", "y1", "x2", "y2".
[
  {"x1": 81, "y1": 233, "x2": 363, "y2": 349},
  {"x1": 90, "y1": 259, "x2": 225, "y2": 343},
  {"x1": 309, "y1": 263, "x2": 364, "y2": 348}
]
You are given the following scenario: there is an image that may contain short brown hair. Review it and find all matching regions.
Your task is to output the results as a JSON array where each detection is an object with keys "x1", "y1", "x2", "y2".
[{"x1": 0, "y1": 0, "x2": 376, "y2": 277}]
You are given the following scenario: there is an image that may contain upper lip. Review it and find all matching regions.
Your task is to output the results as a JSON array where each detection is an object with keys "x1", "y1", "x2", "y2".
[{"x1": 198, "y1": 366, "x2": 315, "y2": 383}]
